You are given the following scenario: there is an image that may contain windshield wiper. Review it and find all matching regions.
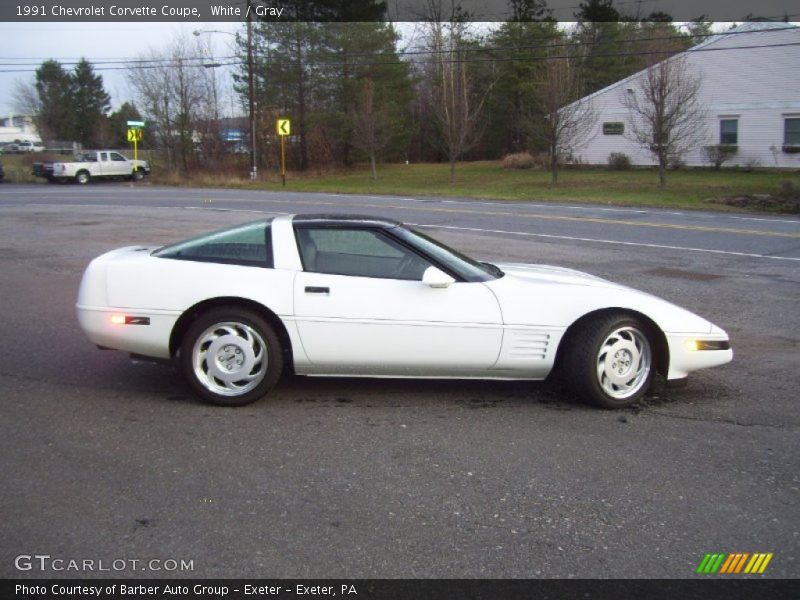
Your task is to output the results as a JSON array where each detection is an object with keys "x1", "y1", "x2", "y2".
[{"x1": 481, "y1": 262, "x2": 505, "y2": 278}]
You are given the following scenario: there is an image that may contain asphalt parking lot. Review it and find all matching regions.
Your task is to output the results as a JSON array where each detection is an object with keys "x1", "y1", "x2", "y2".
[{"x1": 0, "y1": 184, "x2": 798, "y2": 578}]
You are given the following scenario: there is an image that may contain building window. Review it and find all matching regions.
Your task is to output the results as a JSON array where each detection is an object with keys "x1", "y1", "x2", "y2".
[
  {"x1": 603, "y1": 122, "x2": 624, "y2": 135},
  {"x1": 720, "y1": 119, "x2": 738, "y2": 145},
  {"x1": 785, "y1": 118, "x2": 800, "y2": 146}
]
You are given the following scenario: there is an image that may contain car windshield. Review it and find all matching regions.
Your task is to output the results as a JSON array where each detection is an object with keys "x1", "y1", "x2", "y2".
[{"x1": 392, "y1": 226, "x2": 503, "y2": 282}]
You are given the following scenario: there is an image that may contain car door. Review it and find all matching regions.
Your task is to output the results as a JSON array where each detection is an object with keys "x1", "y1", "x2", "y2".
[
  {"x1": 97, "y1": 152, "x2": 111, "y2": 176},
  {"x1": 109, "y1": 152, "x2": 130, "y2": 176},
  {"x1": 292, "y1": 226, "x2": 503, "y2": 376}
]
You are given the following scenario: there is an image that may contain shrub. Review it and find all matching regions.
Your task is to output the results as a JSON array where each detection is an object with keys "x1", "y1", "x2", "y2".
[
  {"x1": 502, "y1": 152, "x2": 536, "y2": 169},
  {"x1": 778, "y1": 180, "x2": 798, "y2": 200},
  {"x1": 607, "y1": 152, "x2": 631, "y2": 170},
  {"x1": 702, "y1": 145, "x2": 738, "y2": 170},
  {"x1": 563, "y1": 154, "x2": 586, "y2": 169},
  {"x1": 741, "y1": 157, "x2": 761, "y2": 172},
  {"x1": 668, "y1": 155, "x2": 686, "y2": 170}
]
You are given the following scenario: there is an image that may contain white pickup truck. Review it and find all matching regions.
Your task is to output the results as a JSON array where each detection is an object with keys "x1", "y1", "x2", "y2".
[{"x1": 46, "y1": 151, "x2": 150, "y2": 184}]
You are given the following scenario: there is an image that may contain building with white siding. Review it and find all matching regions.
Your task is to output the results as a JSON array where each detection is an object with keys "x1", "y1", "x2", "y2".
[
  {"x1": 0, "y1": 114, "x2": 42, "y2": 145},
  {"x1": 568, "y1": 23, "x2": 800, "y2": 169}
]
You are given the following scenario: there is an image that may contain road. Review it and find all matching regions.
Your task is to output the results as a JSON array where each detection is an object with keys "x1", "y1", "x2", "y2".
[{"x1": 0, "y1": 183, "x2": 798, "y2": 579}]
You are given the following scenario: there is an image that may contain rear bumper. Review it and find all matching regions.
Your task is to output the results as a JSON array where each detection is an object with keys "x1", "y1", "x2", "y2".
[{"x1": 76, "y1": 305, "x2": 178, "y2": 359}]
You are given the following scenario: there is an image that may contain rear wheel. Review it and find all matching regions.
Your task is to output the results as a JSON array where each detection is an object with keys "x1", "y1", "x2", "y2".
[
  {"x1": 563, "y1": 313, "x2": 655, "y2": 408},
  {"x1": 75, "y1": 170, "x2": 90, "y2": 185},
  {"x1": 180, "y1": 308, "x2": 282, "y2": 406}
]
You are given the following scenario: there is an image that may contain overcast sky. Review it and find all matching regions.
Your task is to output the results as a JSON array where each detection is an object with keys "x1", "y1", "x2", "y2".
[{"x1": 0, "y1": 22, "x2": 242, "y2": 116}]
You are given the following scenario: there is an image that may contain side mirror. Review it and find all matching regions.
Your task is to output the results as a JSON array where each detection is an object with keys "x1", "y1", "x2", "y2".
[{"x1": 422, "y1": 266, "x2": 455, "y2": 288}]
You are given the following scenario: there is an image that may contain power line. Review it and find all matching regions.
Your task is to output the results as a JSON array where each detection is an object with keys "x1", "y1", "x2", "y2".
[
  {"x1": 1, "y1": 39, "x2": 797, "y2": 73},
  {"x1": 0, "y1": 23, "x2": 796, "y2": 68}
]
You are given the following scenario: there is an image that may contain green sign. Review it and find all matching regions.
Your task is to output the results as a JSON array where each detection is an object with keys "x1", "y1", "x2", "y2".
[
  {"x1": 127, "y1": 120, "x2": 145, "y2": 128},
  {"x1": 602, "y1": 122, "x2": 624, "y2": 135}
]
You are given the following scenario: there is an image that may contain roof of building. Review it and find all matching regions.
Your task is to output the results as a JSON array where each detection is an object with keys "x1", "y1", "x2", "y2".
[{"x1": 563, "y1": 23, "x2": 799, "y2": 110}]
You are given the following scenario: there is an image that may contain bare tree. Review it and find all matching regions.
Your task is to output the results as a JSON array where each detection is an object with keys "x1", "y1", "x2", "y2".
[
  {"x1": 526, "y1": 43, "x2": 596, "y2": 184},
  {"x1": 128, "y1": 49, "x2": 177, "y2": 170},
  {"x1": 128, "y1": 34, "x2": 207, "y2": 173},
  {"x1": 350, "y1": 78, "x2": 392, "y2": 179},
  {"x1": 622, "y1": 49, "x2": 706, "y2": 187},
  {"x1": 424, "y1": 17, "x2": 493, "y2": 183},
  {"x1": 11, "y1": 80, "x2": 41, "y2": 119},
  {"x1": 194, "y1": 36, "x2": 226, "y2": 167}
]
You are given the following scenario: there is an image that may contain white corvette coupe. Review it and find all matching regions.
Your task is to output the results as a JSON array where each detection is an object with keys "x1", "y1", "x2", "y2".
[{"x1": 77, "y1": 214, "x2": 732, "y2": 408}]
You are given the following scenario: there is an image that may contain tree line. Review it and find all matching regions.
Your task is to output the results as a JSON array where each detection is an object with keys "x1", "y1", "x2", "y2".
[
  {"x1": 13, "y1": 58, "x2": 144, "y2": 149},
  {"x1": 13, "y1": 0, "x2": 717, "y2": 185}
]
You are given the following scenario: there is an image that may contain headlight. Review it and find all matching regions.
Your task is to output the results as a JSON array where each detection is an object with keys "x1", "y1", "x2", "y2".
[{"x1": 684, "y1": 339, "x2": 731, "y2": 351}]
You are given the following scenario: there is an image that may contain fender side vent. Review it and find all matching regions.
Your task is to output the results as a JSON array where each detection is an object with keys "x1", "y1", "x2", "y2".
[{"x1": 508, "y1": 332, "x2": 550, "y2": 360}]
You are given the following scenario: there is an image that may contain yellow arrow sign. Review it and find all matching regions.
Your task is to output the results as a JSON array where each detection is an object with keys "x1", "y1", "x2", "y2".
[
  {"x1": 277, "y1": 118, "x2": 291, "y2": 136},
  {"x1": 127, "y1": 128, "x2": 143, "y2": 142}
]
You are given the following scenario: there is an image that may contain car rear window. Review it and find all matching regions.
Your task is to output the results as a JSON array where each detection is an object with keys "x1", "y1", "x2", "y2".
[{"x1": 153, "y1": 219, "x2": 274, "y2": 268}]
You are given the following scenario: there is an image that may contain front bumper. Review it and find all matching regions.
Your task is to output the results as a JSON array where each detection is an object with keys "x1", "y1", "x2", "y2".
[{"x1": 665, "y1": 333, "x2": 733, "y2": 380}]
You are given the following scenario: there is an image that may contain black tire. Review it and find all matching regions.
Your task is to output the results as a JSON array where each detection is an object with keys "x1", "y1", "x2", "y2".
[
  {"x1": 563, "y1": 313, "x2": 656, "y2": 409},
  {"x1": 180, "y1": 307, "x2": 283, "y2": 407},
  {"x1": 75, "y1": 170, "x2": 90, "y2": 185},
  {"x1": 131, "y1": 168, "x2": 144, "y2": 182}
]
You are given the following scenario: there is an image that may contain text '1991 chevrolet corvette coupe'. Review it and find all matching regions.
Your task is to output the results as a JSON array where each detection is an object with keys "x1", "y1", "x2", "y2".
[{"x1": 77, "y1": 214, "x2": 732, "y2": 408}]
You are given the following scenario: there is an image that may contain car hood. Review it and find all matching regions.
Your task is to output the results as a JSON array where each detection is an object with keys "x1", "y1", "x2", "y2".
[
  {"x1": 487, "y1": 263, "x2": 715, "y2": 334},
  {"x1": 497, "y1": 263, "x2": 625, "y2": 289}
]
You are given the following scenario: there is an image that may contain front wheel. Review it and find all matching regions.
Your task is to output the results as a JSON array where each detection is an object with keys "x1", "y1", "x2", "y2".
[
  {"x1": 563, "y1": 313, "x2": 655, "y2": 408},
  {"x1": 180, "y1": 308, "x2": 283, "y2": 406},
  {"x1": 131, "y1": 168, "x2": 144, "y2": 182}
]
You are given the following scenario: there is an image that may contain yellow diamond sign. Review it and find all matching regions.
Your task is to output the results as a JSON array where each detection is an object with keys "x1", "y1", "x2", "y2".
[
  {"x1": 127, "y1": 128, "x2": 142, "y2": 142},
  {"x1": 276, "y1": 119, "x2": 291, "y2": 136}
]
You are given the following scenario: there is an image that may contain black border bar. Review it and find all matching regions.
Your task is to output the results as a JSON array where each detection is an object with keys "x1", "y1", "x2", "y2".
[
  {"x1": 1, "y1": 0, "x2": 798, "y2": 23},
  {"x1": 3, "y1": 579, "x2": 800, "y2": 600}
]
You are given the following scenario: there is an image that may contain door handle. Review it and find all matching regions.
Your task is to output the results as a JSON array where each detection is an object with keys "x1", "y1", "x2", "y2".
[{"x1": 305, "y1": 286, "x2": 330, "y2": 295}]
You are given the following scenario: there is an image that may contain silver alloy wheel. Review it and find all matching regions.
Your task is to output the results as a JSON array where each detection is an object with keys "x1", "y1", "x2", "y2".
[
  {"x1": 595, "y1": 326, "x2": 652, "y2": 400},
  {"x1": 191, "y1": 321, "x2": 268, "y2": 397},
  {"x1": 76, "y1": 171, "x2": 89, "y2": 184}
]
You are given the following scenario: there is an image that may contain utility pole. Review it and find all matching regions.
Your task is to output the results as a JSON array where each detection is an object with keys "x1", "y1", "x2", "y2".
[{"x1": 247, "y1": 0, "x2": 257, "y2": 181}]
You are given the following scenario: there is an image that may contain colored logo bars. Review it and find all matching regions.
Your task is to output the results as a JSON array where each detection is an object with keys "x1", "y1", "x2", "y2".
[{"x1": 697, "y1": 552, "x2": 773, "y2": 574}]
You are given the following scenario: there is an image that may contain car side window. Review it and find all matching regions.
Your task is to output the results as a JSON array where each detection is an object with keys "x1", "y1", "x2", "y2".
[
  {"x1": 296, "y1": 227, "x2": 432, "y2": 280},
  {"x1": 153, "y1": 220, "x2": 274, "y2": 268},
  {"x1": 110, "y1": 153, "x2": 127, "y2": 162}
]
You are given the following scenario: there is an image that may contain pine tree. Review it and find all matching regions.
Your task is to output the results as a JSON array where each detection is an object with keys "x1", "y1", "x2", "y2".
[
  {"x1": 72, "y1": 59, "x2": 111, "y2": 147},
  {"x1": 484, "y1": 19, "x2": 560, "y2": 156},
  {"x1": 34, "y1": 60, "x2": 75, "y2": 141},
  {"x1": 237, "y1": 2, "x2": 410, "y2": 171}
]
